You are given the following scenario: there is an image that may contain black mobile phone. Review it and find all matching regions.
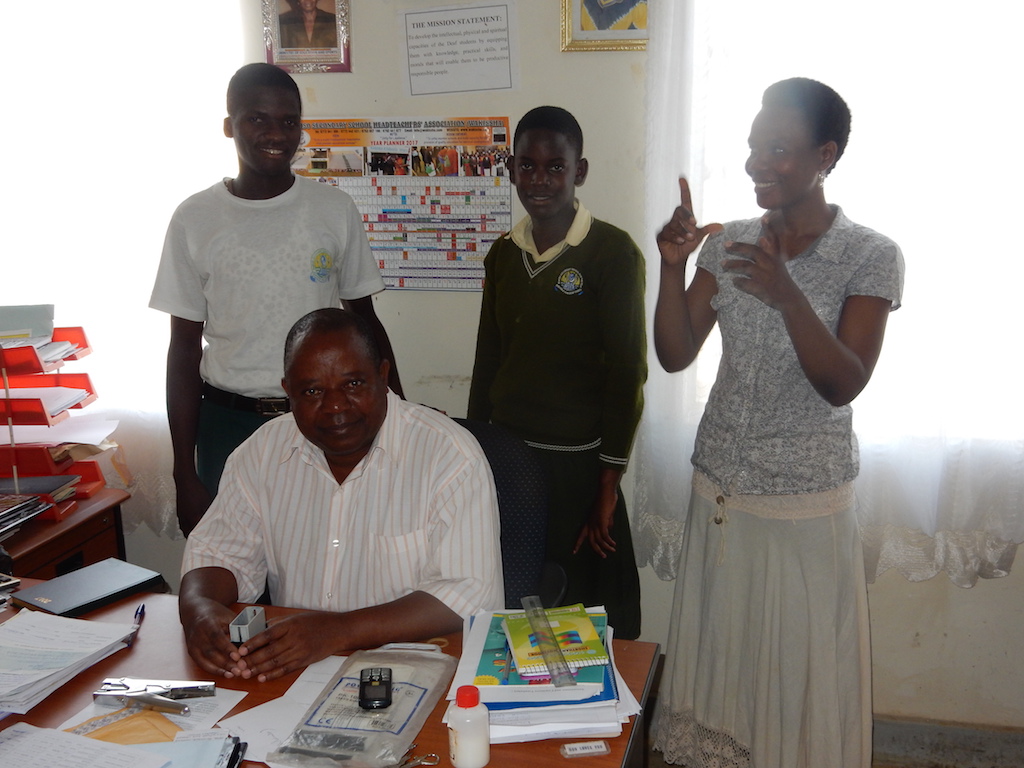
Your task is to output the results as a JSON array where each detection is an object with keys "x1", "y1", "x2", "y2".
[{"x1": 358, "y1": 667, "x2": 392, "y2": 710}]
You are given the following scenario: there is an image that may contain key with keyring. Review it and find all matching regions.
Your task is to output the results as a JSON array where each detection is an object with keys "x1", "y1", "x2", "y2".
[{"x1": 399, "y1": 754, "x2": 440, "y2": 768}]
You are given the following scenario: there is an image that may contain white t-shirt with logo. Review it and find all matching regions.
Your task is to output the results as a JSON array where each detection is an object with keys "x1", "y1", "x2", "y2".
[{"x1": 150, "y1": 176, "x2": 385, "y2": 397}]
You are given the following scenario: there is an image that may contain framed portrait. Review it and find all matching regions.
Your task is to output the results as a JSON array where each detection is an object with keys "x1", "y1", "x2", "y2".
[
  {"x1": 263, "y1": 0, "x2": 351, "y2": 73},
  {"x1": 560, "y1": 0, "x2": 648, "y2": 51}
]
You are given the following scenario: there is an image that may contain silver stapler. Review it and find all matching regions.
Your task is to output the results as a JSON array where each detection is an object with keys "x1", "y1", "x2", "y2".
[{"x1": 93, "y1": 676, "x2": 216, "y2": 716}]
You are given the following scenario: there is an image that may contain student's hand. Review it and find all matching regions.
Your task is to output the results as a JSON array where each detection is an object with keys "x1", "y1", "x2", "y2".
[
  {"x1": 233, "y1": 612, "x2": 340, "y2": 682},
  {"x1": 573, "y1": 471, "x2": 620, "y2": 558},
  {"x1": 721, "y1": 224, "x2": 803, "y2": 311},
  {"x1": 174, "y1": 471, "x2": 213, "y2": 537},
  {"x1": 657, "y1": 177, "x2": 724, "y2": 268},
  {"x1": 180, "y1": 598, "x2": 244, "y2": 678}
]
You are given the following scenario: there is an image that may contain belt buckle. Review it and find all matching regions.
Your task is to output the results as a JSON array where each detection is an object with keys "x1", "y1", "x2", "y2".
[{"x1": 255, "y1": 397, "x2": 289, "y2": 416}]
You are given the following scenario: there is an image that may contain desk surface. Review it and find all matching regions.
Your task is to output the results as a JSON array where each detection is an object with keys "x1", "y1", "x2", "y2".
[{"x1": 2, "y1": 590, "x2": 659, "y2": 768}]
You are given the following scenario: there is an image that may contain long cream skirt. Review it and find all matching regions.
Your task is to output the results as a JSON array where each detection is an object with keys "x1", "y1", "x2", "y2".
[{"x1": 651, "y1": 476, "x2": 872, "y2": 768}]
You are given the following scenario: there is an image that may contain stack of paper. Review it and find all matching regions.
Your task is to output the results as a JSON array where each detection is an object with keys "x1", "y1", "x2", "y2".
[
  {"x1": 0, "y1": 336, "x2": 52, "y2": 349},
  {"x1": 0, "y1": 610, "x2": 135, "y2": 714},
  {"x1": 4, "y1": 387, "x2": 89, "y2": 415},
  {"x1": 447, "y1": 606, "x2": 641, "y2": 744},
  {"x1": 0, "y1": 338, "x2": 76, "y2": 362},
  {"x1": 9, "y1": 412, "x2": 119, "y2": 448},
  {"x1": 0, "y1": 723, "x2": 246, "y2": 768}
]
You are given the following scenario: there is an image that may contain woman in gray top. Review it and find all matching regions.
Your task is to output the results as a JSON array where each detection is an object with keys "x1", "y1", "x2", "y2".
[{"x1": 651, "y1": 78, "x2": 904, "y2": 768}]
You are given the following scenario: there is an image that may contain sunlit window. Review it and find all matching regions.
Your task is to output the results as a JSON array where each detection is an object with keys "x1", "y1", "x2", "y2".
[
  {"x1": 637, "y1": 0, "x2": 1024, "y2": 586},
  {"x1": 1, "y1": 7, "x2": 243, "y2": 413},
  {"x1": 688, "y1": 0, "x2": 1024, "y2": 442}
]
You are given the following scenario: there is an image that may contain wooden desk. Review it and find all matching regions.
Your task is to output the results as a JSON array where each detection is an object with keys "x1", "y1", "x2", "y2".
[
  {"x1": 5, "y1": 488, "x2": 129, "y2": 579},
  {"x1": 2, "y1": 590, "x2": 659, "y2": 768}
]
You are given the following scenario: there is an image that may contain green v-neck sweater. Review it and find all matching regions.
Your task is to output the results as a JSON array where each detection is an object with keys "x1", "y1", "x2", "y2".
[{"x1": 468, "y1": 219, "x2": 647, "y2": 469}]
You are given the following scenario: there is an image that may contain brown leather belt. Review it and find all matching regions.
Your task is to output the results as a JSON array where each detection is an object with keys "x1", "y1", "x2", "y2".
[{"x1": 202, "y1": 383, "x2": 290, "y2": 416}]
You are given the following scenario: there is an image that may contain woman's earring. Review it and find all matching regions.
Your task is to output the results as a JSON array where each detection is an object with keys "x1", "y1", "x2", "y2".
[{"x1": 817, "y1": 172, "x2": 826, "y2": 188}]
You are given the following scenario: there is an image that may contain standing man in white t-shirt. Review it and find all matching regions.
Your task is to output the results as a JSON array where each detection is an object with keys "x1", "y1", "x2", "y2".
[{"x1": 150, "y1": 63, "x2": 403, "y2": 536}]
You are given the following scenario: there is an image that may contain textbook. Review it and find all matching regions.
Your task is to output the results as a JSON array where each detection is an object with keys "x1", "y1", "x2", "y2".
[
  {"x1": 502, "y1": 603, "x2": 610, "y2": 676},
  {"x1": 477, "y1": 611, "x2": 606, "y2": 686},
  {"x1": 12, "y1": 557, "x2": 163, "y2": 617},
  {"x1": 450, "y1": 610, "x2": 606, "y2": 703},
  {"x1": 0, "y1": 475, "x2": 79, "y2": 503},
  {"x1": 446, "y1": 607, "x2": 639, "y2": 741}
]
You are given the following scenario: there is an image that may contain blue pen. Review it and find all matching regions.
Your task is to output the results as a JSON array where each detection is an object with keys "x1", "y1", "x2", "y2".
[{"x1": 127, "y1": 603, "x2": 145, "y2": 647}]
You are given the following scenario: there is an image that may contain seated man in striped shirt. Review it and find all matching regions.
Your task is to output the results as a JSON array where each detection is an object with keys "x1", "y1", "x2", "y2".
[{"x1": 179, "y1": 308, "x2": 503, "y2": 682}]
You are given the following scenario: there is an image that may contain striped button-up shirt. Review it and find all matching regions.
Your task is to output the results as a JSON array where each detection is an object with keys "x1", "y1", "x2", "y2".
[{"x1": 184, "y1": 392, "x2": 503, "y2": 619}]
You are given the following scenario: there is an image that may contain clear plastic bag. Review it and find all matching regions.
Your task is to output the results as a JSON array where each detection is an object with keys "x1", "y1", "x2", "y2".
[{"x1": 267, "y1": 647, "x2": 456, "y2": 767}]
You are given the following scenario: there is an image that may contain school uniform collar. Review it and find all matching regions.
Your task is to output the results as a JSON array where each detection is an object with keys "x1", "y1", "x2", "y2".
[{"x1": 507, "y1": 200, "x2": 593, "y2": 262}]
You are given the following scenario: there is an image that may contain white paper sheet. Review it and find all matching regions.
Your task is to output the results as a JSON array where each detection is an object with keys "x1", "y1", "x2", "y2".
[
  {"x1": 0, "y1": 722, "x2": 170, "y2": 768},
  {"x1": 216, "y1": 655, "x2": 345, "y2": 763},
  {"x1": 10, "y1": 413, "x2": 119, "y2": 446},
  {"x1": 59, "y1": 687, "x2": 247, "y2": 734}
]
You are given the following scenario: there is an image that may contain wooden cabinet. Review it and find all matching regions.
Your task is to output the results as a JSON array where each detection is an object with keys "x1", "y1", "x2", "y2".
[{"x1": 5, "y1": 487, "x2": 128, "y2": 579}]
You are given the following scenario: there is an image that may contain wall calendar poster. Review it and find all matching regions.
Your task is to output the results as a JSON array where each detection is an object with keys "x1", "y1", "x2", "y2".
[{"x1": 293, "y1": 116, "x2": 512, "y2": 291}]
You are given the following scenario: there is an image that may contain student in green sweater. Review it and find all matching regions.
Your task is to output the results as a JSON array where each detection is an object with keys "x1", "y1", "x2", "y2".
[{"x1": 468, "y1": 106, "x2": 647, "y2": 638}]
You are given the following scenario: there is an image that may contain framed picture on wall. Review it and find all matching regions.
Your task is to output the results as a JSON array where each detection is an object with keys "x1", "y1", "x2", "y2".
[
  {"x1": 560, "y1": 0, "x2": 648, "y2": 51},
  {"x1": 263, "y1": 0, "x2": 352, "y2": 73}
]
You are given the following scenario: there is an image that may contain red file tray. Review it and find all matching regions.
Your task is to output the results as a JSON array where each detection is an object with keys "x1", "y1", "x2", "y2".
[
  {"x1": 40, "y1": 498, "x2": 78, "y2": 521},
  {"x1": 70, "y1": 460, "x2": 106, "y2": 499},
  {"x1": 0, "y1": 372, "x2": 98, "y2": 426},
  {"x1": 50, "y1": 327, "x2": 92, "y2": 361},
  {"x1": 0, "y1": 444, "x2": 76, "y2": 477},
  {"x1": 0, "y1": 344, "x2": 63, "y2": 375},
  {"x1": 0, "y1": 327, "x2": 91, "y2": 375}
]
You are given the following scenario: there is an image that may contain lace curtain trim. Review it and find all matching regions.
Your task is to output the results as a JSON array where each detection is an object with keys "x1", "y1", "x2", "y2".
[{"x1": 861, "y1": 524, "x2": 1018, "y2": 588}]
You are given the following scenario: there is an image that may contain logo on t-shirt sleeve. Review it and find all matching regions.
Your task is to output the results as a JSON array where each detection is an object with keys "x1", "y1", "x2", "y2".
[{"x1": 310, "y1": 249, "x2": 333, "y2": 283}]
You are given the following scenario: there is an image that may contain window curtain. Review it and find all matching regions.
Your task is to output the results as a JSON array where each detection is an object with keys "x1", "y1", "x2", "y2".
[
  {"x1": 633, "y1": 0, "x2": 1024, "y2": 588},
  {"x1": 0, "y1": 6, "x2": 244, "y2": 538}
]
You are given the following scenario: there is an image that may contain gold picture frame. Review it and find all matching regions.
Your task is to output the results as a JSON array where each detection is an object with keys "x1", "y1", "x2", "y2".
[{"x1": 560, "y1": 0, "x2": 648, "y2": 52}]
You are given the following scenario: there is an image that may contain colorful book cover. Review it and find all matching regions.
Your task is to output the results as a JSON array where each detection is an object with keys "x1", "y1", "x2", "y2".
[
  {"x1": 501, "y1": 603, "x2": 610, "y2": 675},
  {"x1": 473, "y1": 609, "x2": 607, "y2": 687}
]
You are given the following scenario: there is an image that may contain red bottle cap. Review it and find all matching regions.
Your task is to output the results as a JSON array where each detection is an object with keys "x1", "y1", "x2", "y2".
[{"x1": 456, "y1": 685, "x2": 480, "y2": 707}]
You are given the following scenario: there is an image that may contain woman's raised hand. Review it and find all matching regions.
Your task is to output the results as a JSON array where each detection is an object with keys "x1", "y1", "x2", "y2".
[
  {"x1": 722, "y1": 224, "x2": 801, "y2": 311},
  {"x1": 656, "y1": 177, "x2": 723, "y2": 267}
]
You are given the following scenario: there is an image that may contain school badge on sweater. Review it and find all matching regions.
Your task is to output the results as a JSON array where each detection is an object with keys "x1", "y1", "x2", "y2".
[{"x1": 555, "y1": 268, "x2": 584, "y2": 295}]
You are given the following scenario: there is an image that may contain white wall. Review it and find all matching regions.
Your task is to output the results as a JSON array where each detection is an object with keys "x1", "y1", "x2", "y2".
[
  {"x1": 868, "y1": 567, "x2": 1024, "y2": 728},
  {"x1": 238, "y1": 0, "x2": 648, "y2": 417},
  {"x1": 123, "y1": 0, "x2": 1023, "y2": 731}
]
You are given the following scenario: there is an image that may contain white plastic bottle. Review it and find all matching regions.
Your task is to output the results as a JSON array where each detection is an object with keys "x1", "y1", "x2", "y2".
[{"x1": 448, "y1": 684, "x2": 490, "y2": 768}]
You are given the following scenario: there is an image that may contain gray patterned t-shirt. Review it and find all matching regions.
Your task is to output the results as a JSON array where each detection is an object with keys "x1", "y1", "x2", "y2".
[{"x1": 691, "y1": 207, "x2": 904, "y2": 496}]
